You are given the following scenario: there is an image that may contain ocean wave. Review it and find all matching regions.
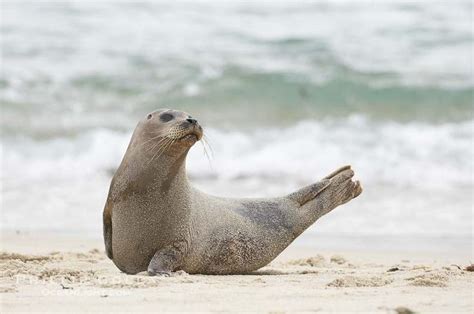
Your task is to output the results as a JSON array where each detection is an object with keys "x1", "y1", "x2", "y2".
[
  {"x1": 2, "y1": 117, "x2": 472, "y2": 235},
  {"x1": 4, "y1": 117, "x2": 472, "y2": 188},
  {"x1": 1, "y1": 1, "x2": 472, "y2": 133},
  {"x1": 1, "y1": 0, "x2": 472, "y2": 236},
  {"x1": 2, "y1": 0, "x2": 471, "y2": 90},
  {"x1": 189, "y1": 117, "x2": 474, "y2": 189},
  {"x1": 2, "y1": 73, "x2": 472, "y2": 138}
]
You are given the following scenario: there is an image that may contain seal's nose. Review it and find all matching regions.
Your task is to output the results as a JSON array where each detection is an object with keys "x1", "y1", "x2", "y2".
[{"x1": 186, "y1": 118, "x2": 198, "y2": 125}]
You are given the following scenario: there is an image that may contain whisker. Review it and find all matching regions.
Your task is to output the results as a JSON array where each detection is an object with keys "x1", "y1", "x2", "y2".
[
  {"x1": 154, "y1": 136, "x2": 177, "y2": 161},
  {"x1": 200, "y1": 135, "x2": 214, "y2": 170},
  {"x1": 139, "y1": 134, "x2": 163, "y2": 148},
  {"x1": 152, "y1": 138, "x2": 175, "y2": 163},
  {"x1": 147, "y1": 138, "x2": 172, "y2": 165},
  {"x1": 139, "y1": 130, "x2": 169, "y2": 148},
  {"x1": 144, "y1": 139, "x2": 165, "y2": 157},
  {"x1": 201, "y1": 141, "x2": 213, "y2": 170},
  {"x1": 202, "y1": 134, "x2": 214, "y2": 157},
  {"x1": 145, "y1": 137, "x2": 169, "y2": 153}
]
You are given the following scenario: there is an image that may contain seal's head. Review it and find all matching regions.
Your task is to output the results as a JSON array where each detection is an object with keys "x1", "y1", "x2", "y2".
[{"x1": 131, "y1": 109, "x2": 203, "y2": 160}]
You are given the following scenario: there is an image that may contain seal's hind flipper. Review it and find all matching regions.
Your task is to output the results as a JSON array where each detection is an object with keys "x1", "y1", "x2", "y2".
[
  {"x1": 301, "y1": 168, "x2": 362, "y2": 215},
  {"x1": 323, "y1": 165, "x2": 351, "y2": 179},
  {"x1": 287, "y1": 179, "x2": 331, "y2": 206},
  {"x1": 287, "y1": 166, "x2": 353, "y2": 206},
  {"x1": 290, "y1": 167, "x2": 362, "y2": 236}
]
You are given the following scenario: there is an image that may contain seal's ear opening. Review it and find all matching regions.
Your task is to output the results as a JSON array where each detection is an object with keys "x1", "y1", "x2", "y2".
[{"x1": 147, "y1": 114, "x2": 153, "y2": 120}]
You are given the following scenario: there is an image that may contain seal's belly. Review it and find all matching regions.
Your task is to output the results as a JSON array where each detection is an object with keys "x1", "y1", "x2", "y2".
[
  {"x1": 182, "y1": 195, "x2": 297, "y2": 274},
  {"x1": 185, "y1": 222, "x2": 294, "y2": 275}
]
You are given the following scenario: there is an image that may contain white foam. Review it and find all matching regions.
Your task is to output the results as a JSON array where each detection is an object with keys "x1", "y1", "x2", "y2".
[
  {"x1": 1, "y1": 0, "x2": 472, "y2": 94},
  {"x1": 188, "y1": 117, "x2": 473, "y2": 189},
  {"x1": 2, "y1": 118, "x2": 472, "y2": 236}
]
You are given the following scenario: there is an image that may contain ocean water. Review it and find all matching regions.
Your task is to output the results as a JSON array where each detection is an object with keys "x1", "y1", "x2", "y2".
[{"x1": 1, "y1": 1, "x2": 473, "y2": 248}]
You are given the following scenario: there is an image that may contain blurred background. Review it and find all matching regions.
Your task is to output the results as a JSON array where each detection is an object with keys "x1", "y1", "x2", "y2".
[{"x1": 1, "y1": 0, "x2": 472, "y2": 252}]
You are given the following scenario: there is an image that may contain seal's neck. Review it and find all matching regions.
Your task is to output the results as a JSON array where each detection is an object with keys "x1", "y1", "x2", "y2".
[
  {"x1": 151, "y1": 150, "x2": 190, "y2": 194},
  {"x1": 112, "y1": 146, "x2": 191, "y2": 202}
]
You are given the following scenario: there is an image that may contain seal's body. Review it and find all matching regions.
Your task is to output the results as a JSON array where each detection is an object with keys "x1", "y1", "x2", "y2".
[{"x1": 103, "y1": 109, "x2": 362, "y2": 275}]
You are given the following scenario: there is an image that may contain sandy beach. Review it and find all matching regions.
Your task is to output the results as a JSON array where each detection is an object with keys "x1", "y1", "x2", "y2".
[
  {"x1": 0, "y1": 231, "x2": 472, "y2": 313},
  {"x1": 2, "y1": 1, "x2": 473, "y2": 313}
]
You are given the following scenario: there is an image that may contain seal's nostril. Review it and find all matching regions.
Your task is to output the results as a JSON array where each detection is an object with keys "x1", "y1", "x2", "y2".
[{"x1": 186, "y1": 118, "x2": 197, "y2": 124}]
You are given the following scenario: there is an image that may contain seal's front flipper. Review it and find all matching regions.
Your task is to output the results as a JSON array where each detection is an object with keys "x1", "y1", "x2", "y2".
[{"x1": 147, "y1": 243, "x2": 186, "y2": 276}]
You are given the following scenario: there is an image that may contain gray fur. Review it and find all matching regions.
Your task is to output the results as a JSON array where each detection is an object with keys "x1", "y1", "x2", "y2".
[{"x1": 103, "y1": 109, "x2": 362, "y2": 275}]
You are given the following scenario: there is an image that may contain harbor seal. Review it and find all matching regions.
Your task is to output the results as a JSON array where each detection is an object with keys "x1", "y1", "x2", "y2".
[{"x1": 103, "y1": 109, "x2": 362, "y2": 275}]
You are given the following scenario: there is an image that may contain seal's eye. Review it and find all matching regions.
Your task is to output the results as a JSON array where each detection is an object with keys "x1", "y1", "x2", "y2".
[
  {"x1": 160, "y1": 113, "x2": 174, "y2": 122},
  {"x1": 147, "y1": 114, "x2": 153, "y2": 120}
]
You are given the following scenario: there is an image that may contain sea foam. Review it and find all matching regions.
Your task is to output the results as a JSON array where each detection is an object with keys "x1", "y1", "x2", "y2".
[{"x1": 2, "y1": 117, "x2": 472, "y2": 236}]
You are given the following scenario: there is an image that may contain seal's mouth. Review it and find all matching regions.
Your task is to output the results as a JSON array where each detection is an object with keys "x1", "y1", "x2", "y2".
[
  {"x1": 167, "y1": 122, "x2": 203, "y2": 144},
  {"x1": 179, "y1": 131, "x2": 201, "y2": 143},
  {"x1": 181, "y1": 133, "x2": 198, "y2": 141}
]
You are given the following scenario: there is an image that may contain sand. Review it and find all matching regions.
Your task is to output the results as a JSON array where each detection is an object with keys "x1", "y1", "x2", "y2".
[{"x1": 0, "y1": 232, "x2": 472, "y2": 313}]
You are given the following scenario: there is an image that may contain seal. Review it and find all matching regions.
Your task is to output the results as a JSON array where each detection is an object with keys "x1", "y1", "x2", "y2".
[{"x1": 103, "y1": 109, "x2": 362, "y2": 275}]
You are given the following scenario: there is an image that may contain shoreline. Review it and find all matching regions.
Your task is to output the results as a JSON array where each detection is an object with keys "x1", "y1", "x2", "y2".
[{"x1": 1, "y1": 231, "x2": 473, "y2": 313}]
